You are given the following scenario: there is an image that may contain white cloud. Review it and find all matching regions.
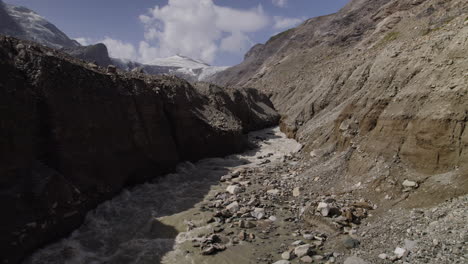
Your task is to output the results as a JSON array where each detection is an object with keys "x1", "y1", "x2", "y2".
[
  {"x1": 220, "y1": 32, "x2": 252, "y2": 53},
  {"x1": 100, "y1": 37, "x2": 138, "y2": 61},
  {"x1": 272, "y1": 0, "x2": 288, "y2": 8},
  {"x1": 273, "y1": 16, "x2": 304, "y2": 29},
  {"x1": 74, "y1": 37, "x2": 91, "y2": 46},
  {"x1": 138, "y1": 0, "x2": 270, "y2": 64}
]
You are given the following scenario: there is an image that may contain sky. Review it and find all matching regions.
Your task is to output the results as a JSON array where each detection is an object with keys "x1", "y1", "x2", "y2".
[{"x1": 5, "y1": 0, "x2": 349, "y2": 66}]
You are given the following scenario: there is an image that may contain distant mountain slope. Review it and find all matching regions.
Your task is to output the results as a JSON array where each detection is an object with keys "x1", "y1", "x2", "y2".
[
  {"x1": 0, "y1": 0, "x2": 79, "y2": 48},
  {"x1": 0, "y1": 0, "x2": 227, "y2": 82},
  {"x1": 113, "y1": 55, "x2": 228, "y2": 82}
]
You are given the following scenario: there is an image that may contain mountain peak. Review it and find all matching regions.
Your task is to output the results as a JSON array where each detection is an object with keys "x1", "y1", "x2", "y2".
[{"x1": 146, "y1": 54, "x2": 210, "y2": 68}]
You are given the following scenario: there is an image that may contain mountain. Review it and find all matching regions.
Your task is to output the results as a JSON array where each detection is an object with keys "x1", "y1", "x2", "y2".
[
  {"x1": 113, "y1": 55, "x2": 228, "y2": 82},
  {"x1": 212, "y1": 0, "x2": 468, "y2": 197},
  {"x1": 0, "y1": 0, "x2": 226, "y2": 82},
  {"x1": 0, "y1": 0, "x2": 79, "y2": 48}
]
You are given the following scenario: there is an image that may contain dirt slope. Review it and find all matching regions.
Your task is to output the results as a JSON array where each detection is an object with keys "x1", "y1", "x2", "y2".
[{"x1": 212, "y1": 0, "x2": 468, "y2": 200}]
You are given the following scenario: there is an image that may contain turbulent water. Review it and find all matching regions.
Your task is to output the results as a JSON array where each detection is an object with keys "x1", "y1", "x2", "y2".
[{"x1": 25, "y1": 127, "x2": 301, "y2": 264}]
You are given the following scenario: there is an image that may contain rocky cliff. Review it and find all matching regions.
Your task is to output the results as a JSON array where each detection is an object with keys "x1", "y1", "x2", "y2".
[
  {"x1": 0, "y1": 36, "x2": 279, "y2": 263},
  {"x1": 212, "y1": 0, "x2": 468, "y2": 197}
]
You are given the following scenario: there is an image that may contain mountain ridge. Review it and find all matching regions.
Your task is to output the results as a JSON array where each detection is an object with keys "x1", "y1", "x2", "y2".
[{"x1": 0, "y1": 0, "x2": 226, "y2": 82}]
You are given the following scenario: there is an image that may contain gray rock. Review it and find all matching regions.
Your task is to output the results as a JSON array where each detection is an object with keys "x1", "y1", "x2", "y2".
[
  {"x1": 226, "y1": 201, "x2": 239, "y2": 213},
  {"x1": 342, "y1": 237, "x2": 360, "y2": 249},
  {"x1": 226, "y1": 185, "x2": 241, "y2": 194},
  {"x1": 251, "y1": 207, "x2": 265, "y2": 219}
]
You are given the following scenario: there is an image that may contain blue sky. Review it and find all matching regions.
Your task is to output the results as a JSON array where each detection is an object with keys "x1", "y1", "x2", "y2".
[{"x1": 5, "y1": 0, "x2": 348, "y2": 66}]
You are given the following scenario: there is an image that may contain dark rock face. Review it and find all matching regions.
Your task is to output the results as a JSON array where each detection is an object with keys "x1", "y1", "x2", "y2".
[
  {"x1": 63, "y1": 43, "x2": 113, "y2": 67},
  {"x1": 0, "y1": 36, "x2": 279, "y2": 264}
]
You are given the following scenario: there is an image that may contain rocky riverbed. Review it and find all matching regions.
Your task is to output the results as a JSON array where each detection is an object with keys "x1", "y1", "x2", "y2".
[{"x1": 25, "y1": 126, "x2": 467, "y2": 264}]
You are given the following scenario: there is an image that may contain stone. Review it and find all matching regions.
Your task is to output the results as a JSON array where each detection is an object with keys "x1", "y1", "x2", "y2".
[
  {"x1": 294, "y1": 244, "x2": 311, "y2": 257},
  {"x1": 201, "y1": 246, "x2": 216, "y2": 255},
  {"x1": 343, "y1": 256, "x2": 369, "y2": 264},
  {"x1": 402, "y1": 180, "x2": 418, "y2": 188},
  {"x1": 239, "y1": 220, "x2": 255, "y2": 228},
  {"x1": 269, "y1": 216, "x2": 277, "y2": 221},
  {"x1": 300, "y1": 256, "x2": 313, "y2": 263},
  {"x1": 226, "y1": 201, "x2": 239, "y2": 213},
  {"x1": 293, "y1": 187, "x2": 301, "y2": 197},
  {"x1": 226, "y1": 185, "x2": 241, "y2": 194},
  {"x1": 267, "y1": 189, "x2": 280, "y2": 195},
  {"x1": 107, "y1": 65, "x2": 117, "y2": 74},
  {"x1": 220, "y1": 175, "x2": 232, "y2": 182},
  {"x1": 303, "y1": 233, "x2": 314, "y2": 240},
  {"x1": 251, "y1": 208, "x2": 265, "y2": 219},
  {"x1": 378, "y1": 253, "x2": 388, "y2": 260},
  {"x1": 238, "y1": 231, "x2": 246, "y2": 241},
  {"x1": 317, "y1": 202, "x2": 330, "y2": 216},
  {"x1": 342, "y1": 237, "x2": 360, "y2": 249},
  {"x1": 292, "y1": 240, "x2": 304, "y2": 246},
  {"x1": 281, "y1": 251, "x2": 292, "y2": 260},
  {"x1": 394, "y1": 247, "x2": 406, "y2": 258}
]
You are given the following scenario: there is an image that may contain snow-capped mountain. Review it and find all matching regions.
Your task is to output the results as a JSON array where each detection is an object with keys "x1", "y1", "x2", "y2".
[
  {"x1": 113, "y1": 55, "x2": 228, "y2": 82},
  {"x1": 0, "y1": 0, "x2": 228, "y2": 82},
  {"x1": 0, "y1": 0, "x2": 79, "y2": 49}
]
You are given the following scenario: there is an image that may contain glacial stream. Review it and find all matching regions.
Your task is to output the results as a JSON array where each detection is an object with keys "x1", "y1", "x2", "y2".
[{"x1": 25, "y1": 127, "x2": 302, "y2": 264}]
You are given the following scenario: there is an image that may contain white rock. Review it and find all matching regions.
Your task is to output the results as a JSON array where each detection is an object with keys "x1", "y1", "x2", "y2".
[
  {"x1": 378, "y1": 253, "x2": 388, "y2": 260},
  {"x1": 292, "y1": 187, "x2": 301, "y2": 197},
  {"x1": 251, "y1": 208, "x2": 265, "y2": 219},
  {"x1": 317, "y1": 202, "x2": 330, "y2": 216},
  {"x1": 281, "y1": 251, "x2": 292, "y2": 260},
  {"x1": 402, "y1": 180, "x2": 418, "y2": 188},
  {"x1": 267, "y1": 189, "x2": 280, "y2": 195},
  {"x1": 226, "y1": 201, "x2": 239, "y2": 213},
  {"x1": 226, "y1": 185, "x2": 241, "y2": 194},
  {"x1": 269, "y1": 216, "x2": 277, "y2": 221},
  {"x1": 294, "y1": 244, "x2": 311, "y2": 257},
  {"x1": 292, "y1": 240, "x2": 304, "y2": 246},
  {"x1": 394, "y1": 247, "x2": 406, "y2": 258}
]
